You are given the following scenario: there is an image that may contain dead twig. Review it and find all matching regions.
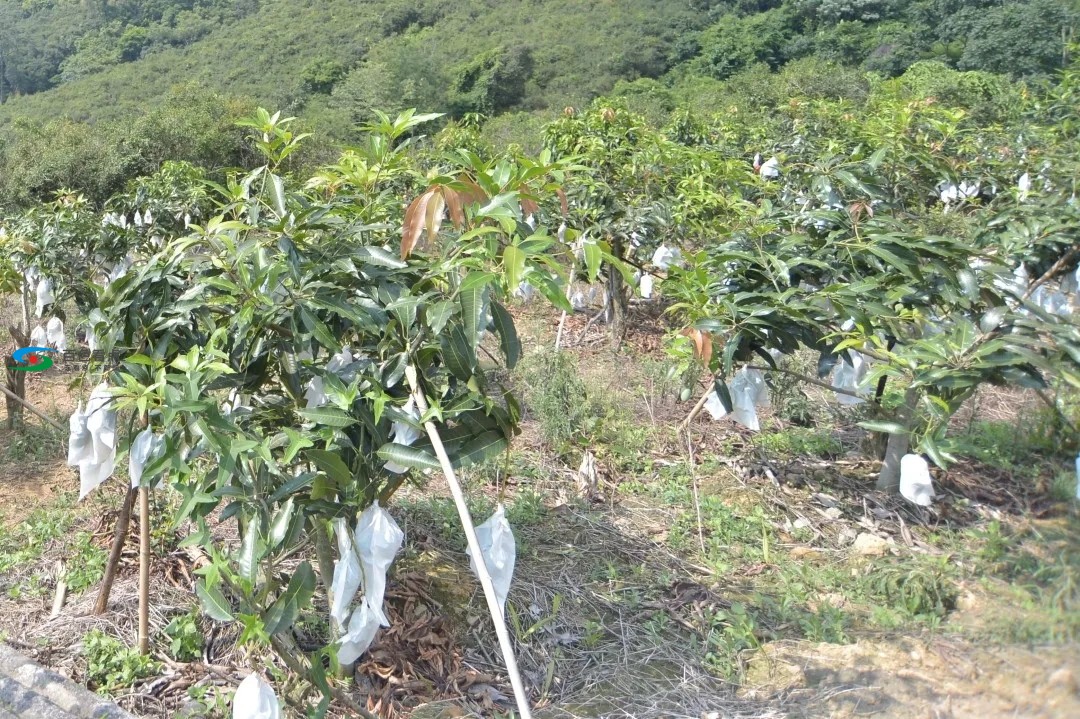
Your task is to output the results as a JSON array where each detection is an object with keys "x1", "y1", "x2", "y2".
[{"x1": 0, "y1": 383, "x2": 65, "y2": 430}]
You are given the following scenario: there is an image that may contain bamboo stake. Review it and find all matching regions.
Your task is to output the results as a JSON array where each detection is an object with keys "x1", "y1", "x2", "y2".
[
  {"x1": 405, "y1": 365, "x2": 533, "y2": 719},
  {"x1": 138, "y1": 484, "x2": 150, "y2": 655},
  {"x1": 94, "y1": 486, "x2": 137, "y2": 614},
  {"x1": 682, "y1": 383, "x2": 714, "y2": 429},
  {"x1": 554, "y1": 259, "x2": 577, "y2": 351},
  {"x1": 0, "y1": 384, "x2": 64, "y2": 431},
  {"x1": 21, "y1": 278, "x2": 31, "y2": 340},
  {"x1": 50, "y1": 560, "x2": 68, "y2": 619},
  {"x1": 685, "y1": 429, "x2": 706, "y2": 556}
]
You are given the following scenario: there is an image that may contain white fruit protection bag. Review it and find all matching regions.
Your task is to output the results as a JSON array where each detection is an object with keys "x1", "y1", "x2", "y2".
[
  {"x1": 899, "y1": 454, "x2": 935, "y2": 506},
  {"x1": 331, "y1": 502, "x2": 405, "y2": 664},
  {"x1": 470, "y1": 504, "x2": 517, "y2": 617},
  {"x1": 231, "y1": 673, "x2": 281, "y2": 719}
]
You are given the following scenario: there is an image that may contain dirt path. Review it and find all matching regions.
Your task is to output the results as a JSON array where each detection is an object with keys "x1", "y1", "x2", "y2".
[{"x1": 744, "y1": 636, "x2": 1079, "y2": 718}]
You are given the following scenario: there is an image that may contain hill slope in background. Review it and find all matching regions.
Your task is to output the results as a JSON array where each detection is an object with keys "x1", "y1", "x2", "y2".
[
  {"x1": 1, "y1": 0, "x2": 1077, "y2": 138},
  {"x1": 0, "y1": 0, "x2": 700, "y2": 131}
]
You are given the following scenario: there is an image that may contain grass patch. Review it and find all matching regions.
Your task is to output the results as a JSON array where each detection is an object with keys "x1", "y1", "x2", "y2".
[
  {"x1": 1, "y1": 421, "x2": 67, "y2": 462},
  {"x1": 754, "y1": 427, "x2": 843, "y2": 459},
  {"x1": 82, "y1": 629, "x2": 161, "y2": 696}
]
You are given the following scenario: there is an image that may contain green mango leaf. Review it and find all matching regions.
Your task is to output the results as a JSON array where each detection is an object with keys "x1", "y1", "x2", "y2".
[
  {"x1": 857, "y1": 420, "x2": 908, "y2": 435},
  {"x1": 271, "y1": 472, "x2": 316, "y2": 502},
  {"x1": 426, "y1": 300, "x2": 455, "y2": 334},
  {"x1": 459, "y1": 280, "x2": 487, "y2": 349},
  {"x1": 237, "y1": 519, "x2": 264, "y2": 583},
  {"x1": 979, "y1": 306, "x2": 1007, "y2": 333},
  {"x1": 264, "y1": 561, "x2": 315, "y2": 635},
  {"x1": 489, "y1": 301, "x2": 521, "y2": 369},
  {"x1": 300, "y1": 307, "x2": 339, "y2": 352},
  {"x1": 196, "y1": 579, "x2": 235, "y2": 622},
  {"x1": 269, "y1": 173, "x2": 287, "y2": 217},
  {"x1": 282, "y1": 428, "x2": 314, "y2": 463},
  {"x1": 451, "y1": 430, "x2": 508, "y2": 469},
  {"x1": 583, "y1": 241, "x2": 602, "y2": 281},
  {"x1": 441, "y1": 324, "x2": 476, "y2": 381},
  {"x1": 376, "y1": 443, "x2": 441, "y2": 471},
  {"x1": 356, "y1": 246, "x2": 408, "y2": 269},
  {"x1": 297, "y1": 407, "x2": 357, "y2": 428},
  {"x1": 269, "y1": 497, "x2": 296, "y2": 549},
  {"x1": 308, "y1": 449, "x2": 353, "y2": 488},
  {"x1": 503, "y1": 244, "x2": 526, "y2": 289},
  {"x1": 712, "y1": 376, "x2": 733, "y2": 414}
]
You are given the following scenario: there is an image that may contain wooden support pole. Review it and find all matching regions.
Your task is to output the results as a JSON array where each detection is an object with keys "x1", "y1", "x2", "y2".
[
  {"x1": 95, "y1": 487, "x2": 137, "y2": 614},
  {"x1": 405, "y1": 365, "x2": 533, "y2": 719},
  {"x1": 554, "y1": 258, "x2": 577, "y2": 351},
  {"x1": 50, "y1": 560, "x2": 68, "y2": 619},
  {"x1": 138, "y1": 485, "x2": 150, "y2": 655}
]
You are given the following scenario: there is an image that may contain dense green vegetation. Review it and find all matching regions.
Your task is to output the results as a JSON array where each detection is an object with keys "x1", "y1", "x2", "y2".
[
  {"x1": 0, "y1": 1, "x2": 1076, "y2": 135},
  {"x1": 0, "y1": 1, "x2": 1075, "y2": 210}
]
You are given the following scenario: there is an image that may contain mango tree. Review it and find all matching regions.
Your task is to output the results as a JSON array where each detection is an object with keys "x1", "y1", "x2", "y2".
[
  {"x1": 662, "y1": 77, "x2": 1080, "y2": 492},
  {"x1": 90, "y1": 109, "x2": 569, "y2": 713}
]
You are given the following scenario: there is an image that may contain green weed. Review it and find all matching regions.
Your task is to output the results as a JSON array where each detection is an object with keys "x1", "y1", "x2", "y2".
[
  {"x1": 0, "y1": 504, "x2": 77, "y2": 576},
  {"x1": 799, "y1": 605, "x2": 850, "y2": 643},
  {"x1": 2, "y1": 422, "x2": 66, "y2": 462},
  {"x1": 1049, "y1": 471, "x2": 1078, "y2": 503},
  {"x1": 861, "y1": 556, "x2": 958, "y2": 620},
  {"x1": 517, "y1": 349, "x2": 598, "y2": 451},
  {"x1": 82, "y1": 629, "x2": 160, "y2": 695},
  {"x1": 702, "y1": 603, "x2": 761, "y2": 681},
  {"x1": 182, "y1": 684, "x2": 233, "y2": 718},
  {"x1": 65, "y1": 530, "x2": 108, "y2": 594},
  {"x1": 163, "y1": 609, "x2": 205, "y2": 662},
  {"x1": 755, "y1": 427, "x2": 843, "y2": 459},
  {"x1": 508, "y1": 489, "x2": 546, "y2": 526}
]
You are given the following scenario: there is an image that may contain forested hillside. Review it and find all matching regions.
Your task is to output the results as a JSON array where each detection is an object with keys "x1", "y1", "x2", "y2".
[{"x1": 0, "y1": 0, "x2": 1075, "y2": 131}]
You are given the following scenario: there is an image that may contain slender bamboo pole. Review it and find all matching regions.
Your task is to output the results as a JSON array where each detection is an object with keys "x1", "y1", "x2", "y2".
[
  {"x1": 554, "y1": 258, "x2": 577, "y2": 351},
  {"x1": 50, "y1": 560, "x2": 68, "y2": 619},
  {"x1": 405, "y1": 365, "x2": 533, "y2": 719},
  {"x1": 138, "y1": 485, "x2": 150, "y2": 655},
  {"x1": 21, "y1": 278, "x2": 30, "y2": 340},
  {"x1": 94, "y1": 487, "x2": 137, "y2": 614}
]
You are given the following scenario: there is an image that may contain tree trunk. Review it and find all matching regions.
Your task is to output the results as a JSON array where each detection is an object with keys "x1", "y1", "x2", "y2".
[
  {"x1": 94, "y1": 487, "x2": 137, "y2": 614},
  {"x1": 876, "y1": 386, "x2": 919, "y2": 492},
  {"x1": 313, "y1": 519, "x2": 351, "y2": 677},
  {"x1": 606, "y1": 237, "x2": 627, "y2": 349},
  {"x1": 5, "y1": 326, "x2": 27, "y2": 429}
]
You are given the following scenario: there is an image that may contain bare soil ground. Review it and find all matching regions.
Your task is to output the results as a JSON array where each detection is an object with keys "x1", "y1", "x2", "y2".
[{"x1": 0, "y1": 300, "x2": 1077, "y2": 718}]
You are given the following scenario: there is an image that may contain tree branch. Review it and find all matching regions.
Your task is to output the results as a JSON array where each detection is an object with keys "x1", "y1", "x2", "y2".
[
  {"x1": 1034, "y1": 387, "x2": 1079, "y2": 437},
  {"x1": 269, "y1": 633, "x2": 379, "y2": 719},
  {"x1": 744, "y1": 364, "x2": 866, "y2": 399},
  {"x1": 1023, "y1": 244, "x2": 1080, "y2": 301}
]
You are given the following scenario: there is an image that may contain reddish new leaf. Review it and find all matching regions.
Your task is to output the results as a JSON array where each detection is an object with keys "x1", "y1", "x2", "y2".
[
  {"x1": 402, "y1": 189, "x2": 435, "y2": 259},
  {"x1": 443, "y1": 188, "x2": 466, "y2": 229},
  {"x1": 425, "y1": 192, "x2": 446, "y2": 245},
  {"x1": 519, "y1": 196, "x2": 539, "y2": 219},
  {"x1": 456, "y1": 175, "x2": 488, "y2": 207}
]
